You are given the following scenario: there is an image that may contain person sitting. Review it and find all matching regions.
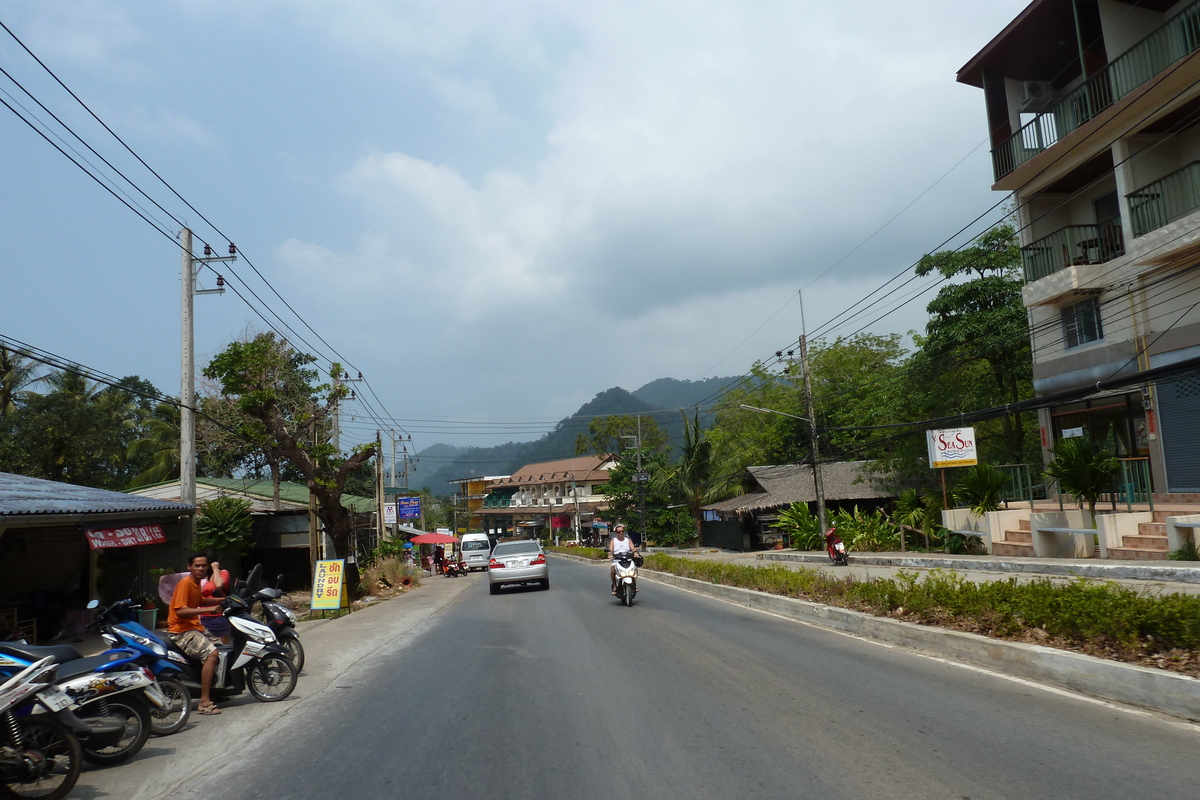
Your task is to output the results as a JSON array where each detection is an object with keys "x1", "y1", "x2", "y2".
[
  {"x1": 167, "y1": 552, "x2": 224, "y2": 715},
  {"x1": 607, "y1": 525, "x2": 639, "y2": 595}
]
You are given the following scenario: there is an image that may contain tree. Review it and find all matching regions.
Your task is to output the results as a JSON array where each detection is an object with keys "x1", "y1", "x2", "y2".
[
  {"x1": 573, "y1": 414, "x2": 668, "y2": 457},
  {"x1": 668, "y1": 408, "x2": 717, "y2": 539},
  {"x1": 0, "y1": 347, "x2": 41, "y2": 416},
  {"x1": 1043, "y1": 437, "x2": 1120, "y2": 526},
  {"x1": 914, "y1": 223, "x2": 1035, "y2": 464},
  {"x1": 126, "y1": 401, "x2": 181, "y2": 488},
  {"x1": 194, "y1": 496, "x2": 256, "y2": 557},
  {"x1": 203, "y1": 332, "x2": 377, "y2": 559},
  {"x1": 598, "y1": 448, "x2": 691, "y2": 545}
]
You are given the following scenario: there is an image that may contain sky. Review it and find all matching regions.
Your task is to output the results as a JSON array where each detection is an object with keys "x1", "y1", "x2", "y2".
[{"x1": 0, "y1": 0, "x2": 1031, "y2": 461}]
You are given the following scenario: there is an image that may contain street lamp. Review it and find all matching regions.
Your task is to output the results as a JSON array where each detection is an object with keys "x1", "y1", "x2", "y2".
[{"x1": 739, "y1": 404, "x2": 826, "y2": 531}]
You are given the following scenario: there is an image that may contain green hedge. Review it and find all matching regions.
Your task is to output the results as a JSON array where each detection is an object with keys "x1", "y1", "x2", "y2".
[
  {"x1": 641, "y1": 555, "x2": 1200, "y2": 660},
  {"x1": 547, "y1": 546, "x2": 608, "y2": 561}
]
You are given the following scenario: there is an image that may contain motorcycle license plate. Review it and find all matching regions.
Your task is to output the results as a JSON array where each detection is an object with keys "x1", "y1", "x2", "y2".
[{"x1": 38, "y1": 686, "x2": 71, "y2": 712}]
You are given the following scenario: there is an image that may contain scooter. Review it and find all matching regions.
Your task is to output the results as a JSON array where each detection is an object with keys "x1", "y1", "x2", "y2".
[
  {"x1": 825, "y1": 527, "x2": 849, "y2": 566},
  {"x1": 91, "y1": 599, "x2": 192, "y2": 736},
  {"x1": 0, "y1": 640, "x2": 165, "y2": 766},
  {"x1": 250, "y1": 576, "x2": 304, "y2": 675},
  {"x1": 441, "y1": 558, "x2": 467, "y2": 578},
  {"x1": 163, "y1": 574, "x2": 298, "y2": 704},
  {"x1": 612, "y1": 553, "x2": 642, "y2": 607},
  {"x1": 0, "y1": 657, "x2": 86, "y2": 800}
]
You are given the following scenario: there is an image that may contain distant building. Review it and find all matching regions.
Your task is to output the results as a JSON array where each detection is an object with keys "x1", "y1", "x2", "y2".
[
  {"x1": 958, "y1": 0, "x2": 1200, "y2": 495},
  {"x1": 472, "y1": 455, "x2": 616, "y2": 541}
]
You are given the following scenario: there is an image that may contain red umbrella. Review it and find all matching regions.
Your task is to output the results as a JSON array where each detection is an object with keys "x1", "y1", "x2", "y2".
[{"x1": 408, "y1": 532, "x2": 459, "y2": 544}]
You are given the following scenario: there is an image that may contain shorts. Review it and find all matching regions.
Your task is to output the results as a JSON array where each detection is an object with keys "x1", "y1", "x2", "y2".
[
  {"x1": 201, "y1": 613, "x2": 232, "y2": 639},
  {"x1": 168, "y1": 628, "x2": 220, "y2": 661}
]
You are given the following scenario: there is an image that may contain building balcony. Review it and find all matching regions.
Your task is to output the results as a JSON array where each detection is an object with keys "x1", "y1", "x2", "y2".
[
  {"x1": 1128, "y1": 161, "x2": 1200, "y2": 238},
  {"x1": 1021, "y1": 220, "x2": 1124, "y2": 283},
  {"x1": 993, "y1": 1, "x2": 1200, "y2": 181}
]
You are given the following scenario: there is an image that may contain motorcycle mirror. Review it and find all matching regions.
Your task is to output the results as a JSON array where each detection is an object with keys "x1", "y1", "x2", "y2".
[
  {"x1": 86, "y1": 599, "x2": 100, "y2": 610},
  {"x1": 276, "y1": 573, "x2": 285, "y2": 589}
]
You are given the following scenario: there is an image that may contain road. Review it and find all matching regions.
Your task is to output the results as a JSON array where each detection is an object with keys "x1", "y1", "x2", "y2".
[{"x1": 79, "y1": 558, "x2": 1198, "y2": 800}]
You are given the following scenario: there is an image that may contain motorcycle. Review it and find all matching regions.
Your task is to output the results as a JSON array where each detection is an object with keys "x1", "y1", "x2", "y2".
[
  {"x1": 441, "y1": 558, "x2": 467, "y2": 578},
  {"x1": 825, "y1": 527, "x2": 849, "y2": 566},
  {"x1": 0, "y1": 641, "x2": 165, "y2": 767},
  {"x1": 0, "y1": 657, "x2": 85, "y2": 800},
  {"x1": 250, "y1": 576, "x2": 304, "y2": 675},
  {"x1": 612, "y1": 553, "x2": 642, "y2": 607},
  {"x1": 91, "y1": 599, "x2": 192, "y2": 736},
  {"x1": 163, "y1": 569, "x2": 298, "y2": 704}
]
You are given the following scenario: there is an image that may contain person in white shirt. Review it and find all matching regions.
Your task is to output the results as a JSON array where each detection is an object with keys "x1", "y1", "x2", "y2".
[{"x1": 607, "y1": 524, "x2": 639, "y2": 595}]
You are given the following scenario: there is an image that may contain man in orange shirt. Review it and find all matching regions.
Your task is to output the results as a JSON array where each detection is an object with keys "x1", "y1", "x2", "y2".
[{"x1": 167, "y1": 552, "x2": 224, "y2": 714}]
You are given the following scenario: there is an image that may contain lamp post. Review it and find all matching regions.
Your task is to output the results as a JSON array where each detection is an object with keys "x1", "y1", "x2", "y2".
[{"x1": 740, "y1": 404, "x2": 826, "y2": 531}]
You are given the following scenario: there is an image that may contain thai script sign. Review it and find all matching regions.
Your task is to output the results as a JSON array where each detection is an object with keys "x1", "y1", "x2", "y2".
[
  {"x1": 396, "y1": 497, "x2": 421, "y2": 519},
  {"x1": 85, "y1": 524, "x2": 166, "y2": 550},
  {"x1": 926, "y1": 427, "x2": 978, "y2": 469},
  {"x1": 310, "y1": 559, "x2": 346, "y2": 610}
]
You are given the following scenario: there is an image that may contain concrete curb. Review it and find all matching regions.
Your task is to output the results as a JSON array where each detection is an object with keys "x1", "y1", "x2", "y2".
[
  {"x1": 758, "y1": 551, "x2": 1200, "y2": 584},
  {"x1": 637, "y1": 567, "x2": 1200, "y2": 721}
]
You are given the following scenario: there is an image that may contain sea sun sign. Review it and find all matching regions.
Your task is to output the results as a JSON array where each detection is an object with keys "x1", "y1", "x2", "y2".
[{"x1": 926, "y1": 427, "x2": 978, "y2": 469}]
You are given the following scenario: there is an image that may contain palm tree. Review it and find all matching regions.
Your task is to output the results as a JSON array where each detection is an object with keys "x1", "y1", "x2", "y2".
[
  {"x1": 127, "y1": 402, "x2": 181, "y2": 487},
  {"x1": 1043, "y1": 437, "x2": 1120, "y2": 526},
  {"x1": 670, "y1": 408, "x2": 716, "y2": 541},
  {"x1": 0, "y1": 346, "x2": 41, "y2": 415},
  {"x1": 952, "y1": 464, "x2": 1012, "y2": 515}
]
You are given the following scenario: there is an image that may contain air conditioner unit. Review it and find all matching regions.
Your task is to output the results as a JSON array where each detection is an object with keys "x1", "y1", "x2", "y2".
[{"x1": 1020, "y1": 81, "x2": 1054, "y2": 112}]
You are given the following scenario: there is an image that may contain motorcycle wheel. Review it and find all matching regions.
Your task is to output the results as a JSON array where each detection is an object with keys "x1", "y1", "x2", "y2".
[
  {"x1": 247, "y1": 655, "x2": 298, "y2": 702},
  {"x1": 0, "y1": 715, "x2": 82, "y2": 800},
  {"x1": 623, "y1": 584, "x2": 633, "y2": 607},
  {"x1": 81, "y1": 696, "x2": 151, "y2": 766},
  {"x1": 150, "y1": 676, "x2": 192, "y2": 737},
  {"x1": 282, "y1": 635, "x2": 306, "y2": 675}
]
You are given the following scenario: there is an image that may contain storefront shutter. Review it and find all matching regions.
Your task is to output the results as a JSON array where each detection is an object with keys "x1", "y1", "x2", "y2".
[{"x1": 1157, "y1": 374, "x2": 1200, "y2": 492}]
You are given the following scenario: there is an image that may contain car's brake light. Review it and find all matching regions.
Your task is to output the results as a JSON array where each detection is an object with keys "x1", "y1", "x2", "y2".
[
  {"x1": 489, "y1": 558, "x2": 503, "y2": 569},
  {"x1": 530, "y1": 553, "x2": 546, "y2": 566}
]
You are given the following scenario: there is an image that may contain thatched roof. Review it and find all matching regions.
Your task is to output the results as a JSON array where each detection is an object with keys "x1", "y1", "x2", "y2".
[{"x1": 703, "y1": 461, "x2": 892, "y2": 515}]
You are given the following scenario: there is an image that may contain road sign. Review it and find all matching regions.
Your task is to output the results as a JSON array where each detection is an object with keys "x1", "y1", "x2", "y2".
[
  {"x1": 396, "y1": 496, "x2": 421, "y2": 519},
  {"x1": 633, "y1": 472, "x2": 650, "y2": 482}
]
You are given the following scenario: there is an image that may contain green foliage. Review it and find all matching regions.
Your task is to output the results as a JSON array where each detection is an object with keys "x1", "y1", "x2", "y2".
[
  {"x1": 546, "y1": 546, "x2": 607, "y2": 560},
  {"x1": 362, "y1": 538, "x2": 411, "y2": 567},
  {"x1": 1168, "y1": 542, "x2": 1200, "y2": 561},
  {"x1": 1044, "y1": 437, "x2": 1120, "y2": 524},
  {"x1": 894, "y1": 488, "x2": 944, "y2": 549},
  {"x1": 952, "y1": 464, "x2": 1011, "y2": 515},
  {"x1": 194, "y1": 496, "x2": 256, "y2": 557},
  {"x1": 829, "y1": 506, "x2": 899, "y2": 552},
  {"x1": 573, "y1": 414, "x2": 669, "y2": 457},
  {"x1": 775, "y1": 502, "x2": 824, "y2": 550},
  {"x1": 641, "y1": 557, "x2": 1200, "y2": 657}
]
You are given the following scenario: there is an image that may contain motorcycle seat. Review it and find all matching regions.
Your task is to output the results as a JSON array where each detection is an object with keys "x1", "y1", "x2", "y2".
[
  {"x1": 56, "y1": 653, "x2": 126, "y2": 681},
  {"x1": 0, "y1": 641, "x2": 84, "y2": 664}
]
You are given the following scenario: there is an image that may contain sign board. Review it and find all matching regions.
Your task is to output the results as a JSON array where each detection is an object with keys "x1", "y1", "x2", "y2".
[
  {"x1": 926, "y1": 427, "x2": 978, "y2": 469},
  {"x1": 1062, "y1": 426, "x2": 1085, "y2": 438},
  {"x1": 632, "y1": 472, "x2": 650, "y2": 483},
  {"x1": 310, "y1": 559, "x2": 346, "y2": 610},
  {"x1": 396, "y1": 496, "x2": 421, "y2": 519},
  {"x1": 85, "y1": 524, "x2": 166, "y2": 550},
  {"x1": 384, "y1": 503, "x2": 397, "y2": 524}
]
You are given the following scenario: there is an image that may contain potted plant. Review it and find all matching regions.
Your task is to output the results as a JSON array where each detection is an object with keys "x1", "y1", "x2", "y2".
[{"x1": 135, "y1": 593, "x2": 158, "y2": 630}]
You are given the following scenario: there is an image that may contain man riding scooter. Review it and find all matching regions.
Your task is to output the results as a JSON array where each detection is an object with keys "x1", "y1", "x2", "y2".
[
  {"x1": 166, "y1": 552, "x2": 224, "y2": 715},
  {"x1": 608, "y1": 525, "x2": 639, "y2": 595}
]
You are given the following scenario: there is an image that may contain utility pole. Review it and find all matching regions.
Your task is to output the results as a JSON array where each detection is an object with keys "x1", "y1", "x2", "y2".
[
  {"x1": 798, "y1": 292, "x2": 827, "y2": 532},
  {"x1": 375, "y1": 430, "x2": 384, "y2": 548},
  {"x1": 180, "y1": 228, "x2": 233, "y2": 528},
  {"x1": 331, "y1": 370, "x2": 362, "y2": 452},
  {"x1": 636, "y1": 415, "x2": 646, "y2": 548}
]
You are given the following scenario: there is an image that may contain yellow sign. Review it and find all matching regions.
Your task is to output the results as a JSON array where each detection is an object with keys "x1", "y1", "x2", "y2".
[{"x1": 311, "y1": 559, "x2": 346, "y2": 610}]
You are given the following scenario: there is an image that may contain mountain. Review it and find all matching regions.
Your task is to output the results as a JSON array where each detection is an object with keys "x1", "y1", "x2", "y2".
[{"x1": 416, "y1": 376, "x2": 739, "y2": 494}]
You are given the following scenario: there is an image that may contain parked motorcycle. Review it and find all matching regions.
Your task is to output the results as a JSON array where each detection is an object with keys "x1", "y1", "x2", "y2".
[
  {"x1": 250, "y1": 576, "x2": 304, "y2": 675},
  {"x1": 0, "y1": 641, "x2": 165, "y2": 766},
  {"x1": 441, "y1": 558, "x2": 467, "y2": 578},
  {"x1": 613, "y1": 553, "x2": 642, "y2": 607},
  {"x1": 163, "y1": 571, "x2": 298, "y2": 704},
  {"x1": 825, "y1": 526, "x2": 849, "y2": 566},
  {"x1": 91, "y1": 599, "x2": 192, "y2": 736},
  {"x1": 0, "y1": 657, "x2": 84, "y2": 800}
]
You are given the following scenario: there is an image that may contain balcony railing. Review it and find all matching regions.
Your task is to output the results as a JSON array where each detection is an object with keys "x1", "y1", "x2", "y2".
[
  {"x1": 1021, "y1": 219, "x2": 1125, "y2": 282},
  {"x1": 1127, "y1": 161, "x2": 1200, "y2": 237},
  {"x1": 992, "y1": 0, "x2": 1200, "y2": 180}
]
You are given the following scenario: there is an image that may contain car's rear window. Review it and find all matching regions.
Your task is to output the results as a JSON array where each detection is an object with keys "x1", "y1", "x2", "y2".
[
  {"x1": 462, "y1": 540, "x2": 490, "y2": 551},
  {"x1": 492, "y1": 541, "x2": 541, "y2": 556}
]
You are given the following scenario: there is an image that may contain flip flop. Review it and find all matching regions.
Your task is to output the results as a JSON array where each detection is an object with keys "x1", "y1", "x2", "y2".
[{"x1": 198, "y1": 702, "x2": 221, "y2": 715}]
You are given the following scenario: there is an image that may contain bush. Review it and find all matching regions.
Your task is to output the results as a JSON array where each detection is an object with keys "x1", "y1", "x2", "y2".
[
  {"x1": 359, "y1": 556, "x2": 420, "y2": 596},
  {"x1": 775, "y1": 503, "x2": 823, "y2": 550},
  {"x1": 547, "y1": 546, "x2": 607, "y2": 560},
  {"x1": 194, "y1": 496, "x2": 255, "y2": 557}
]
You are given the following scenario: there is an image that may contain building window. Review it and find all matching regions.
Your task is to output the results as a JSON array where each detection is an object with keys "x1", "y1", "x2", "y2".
[{"x1": 1062, "y1": 297, "x2": 1103, "y2": 348}]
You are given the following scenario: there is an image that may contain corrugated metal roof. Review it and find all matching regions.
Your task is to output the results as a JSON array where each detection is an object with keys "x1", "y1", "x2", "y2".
[
  {"x1": 0, "y1": 472, "x2": 193, "y2": 519},
  {"x1": 128, "y1": 478, "x2": 376, "y2": 514}
]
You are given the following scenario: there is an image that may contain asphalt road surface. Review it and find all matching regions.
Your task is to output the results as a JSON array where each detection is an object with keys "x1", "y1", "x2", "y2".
[{"x1": 115, "y1": 558, "x2": 1198, "y2": 800}]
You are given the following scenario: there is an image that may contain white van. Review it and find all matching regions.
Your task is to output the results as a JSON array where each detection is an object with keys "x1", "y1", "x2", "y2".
[{"x1": 460, "y1": 533, "x2": 493, "y2": 571}]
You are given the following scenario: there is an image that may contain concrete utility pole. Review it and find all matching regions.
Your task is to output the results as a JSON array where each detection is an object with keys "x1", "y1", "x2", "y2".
[
  {"x1": 180, "y1": 228, "x2": 234, "y2": 524},
  {"x1": 798, "y1": 292, "x2": 827, "y2": 532},
  {"x1": 330, "y1": 370, "x2": 362, "y2": 453}
]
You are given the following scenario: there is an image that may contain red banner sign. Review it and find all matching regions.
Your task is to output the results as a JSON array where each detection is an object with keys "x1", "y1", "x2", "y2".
[{"x1": 85, "y1": 524, "x2": 166, "y2": 550}]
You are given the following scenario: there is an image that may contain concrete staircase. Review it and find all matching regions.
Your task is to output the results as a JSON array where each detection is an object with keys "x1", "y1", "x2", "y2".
[
  {"x1": 992, "y1": 518, "x2": 1035, "y2": 557},
  {"x1": 1106, "y1": 511, "x2": 1171, "y2": 560}
]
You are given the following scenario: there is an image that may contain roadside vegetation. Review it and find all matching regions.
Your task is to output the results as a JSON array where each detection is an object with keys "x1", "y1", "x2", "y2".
[
  {"x1": 547, "y1": 546, "x2": 607, "y2": 560},
  {"x1": 642, "y1": 554, "x2": 1200, "y2": 676}
]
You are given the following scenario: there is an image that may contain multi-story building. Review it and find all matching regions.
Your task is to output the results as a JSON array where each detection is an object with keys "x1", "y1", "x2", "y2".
[
  {"x1": 959, "y1": 0, "x2": 1200, "y2": 495},
  {"x1": 475, "y1": 455, "x2": 615, "y2": 541}
]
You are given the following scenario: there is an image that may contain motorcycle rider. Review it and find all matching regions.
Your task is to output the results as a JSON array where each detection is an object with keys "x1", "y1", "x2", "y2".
[
  {"x1": 167, "y1": 552, "x2": 224, "y2": 715},
  {"x1": 608, "y1": 524, "x2": 639, "y2": 595}
]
